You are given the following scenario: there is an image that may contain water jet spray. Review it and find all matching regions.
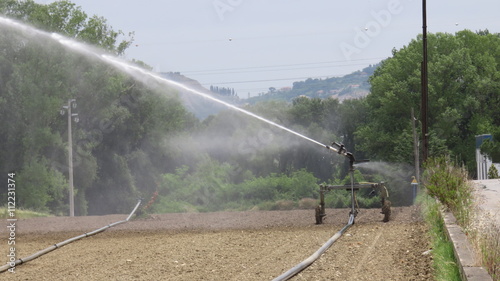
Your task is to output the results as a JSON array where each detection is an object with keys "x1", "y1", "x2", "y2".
[
  {"x1": 1, "y1": 17, "x2": 367, "y2": 217},
  {"x1": 0, "y1": 16, "x2": 389, "y2": 280}
]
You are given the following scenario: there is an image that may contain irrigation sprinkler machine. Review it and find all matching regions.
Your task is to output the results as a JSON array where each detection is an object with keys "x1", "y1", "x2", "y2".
[
  {"x1": 273, "y1": 141, "x2": 392, "y2": 280},
  {"x1": 316, "y1": 141, "x2": 391, "y2": 225}
]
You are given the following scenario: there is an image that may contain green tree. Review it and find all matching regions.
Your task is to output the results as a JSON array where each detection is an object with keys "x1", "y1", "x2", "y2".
[
  {"x1": 0, "y1": 1, "x2": 195, "y2": 215},
  {"x1": 488, "y1": 165, "x2": 499, "y2": 179},
  {"x1": 17, "y1": 158, "x2": 67, "y2": 213},
  {"x1": 0, "y1": 0, "x2": 133, "y2": 55},
  {"x1": 481, "y1": 131, "x2": 500, "y2": 162},
  {"x1": 289, "y1": 97, "x2": 324, "y2": 127},
  {"x1": 357, "y1": 30, "x2": 500, "y2": 171}
]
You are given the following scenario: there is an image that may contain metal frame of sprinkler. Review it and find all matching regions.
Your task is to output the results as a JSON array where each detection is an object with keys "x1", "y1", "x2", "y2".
[{"x1": 320, "y1": 142, "x2": 391, "y2": 224}]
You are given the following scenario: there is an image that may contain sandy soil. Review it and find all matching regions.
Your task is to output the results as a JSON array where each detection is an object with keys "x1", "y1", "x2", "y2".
[{"x1": 2, "y1": 206, "x2": 433, "y2": 280}]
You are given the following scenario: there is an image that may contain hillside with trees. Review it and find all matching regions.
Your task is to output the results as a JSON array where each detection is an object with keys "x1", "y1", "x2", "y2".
[
  {"x1": 1, "y1": 0, "x2": 499, "y2": 216},
  {"x1": 158, "y1": 72, "x2": 242, "y2": 119},
  {"x1": 245, "y1": 65, "x2": 375, "y2": 104}
]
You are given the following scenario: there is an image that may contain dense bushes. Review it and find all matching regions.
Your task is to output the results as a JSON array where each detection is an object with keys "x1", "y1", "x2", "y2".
[
  {"x1": 422, "y1": 156, "x2": 473, "y2": 225},
  {"x1": 154, "y1": 157, "x2": 321, "y2": 212},
  {"x1": 152, "y1": 157, "x2": 401, "y2": 213}
]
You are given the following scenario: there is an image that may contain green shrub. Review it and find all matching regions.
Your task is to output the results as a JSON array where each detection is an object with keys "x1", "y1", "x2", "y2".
[
  {"x1": 488, "y1": 165, "x2": 499, "y2": 179},
  {"x1": 16, "y1": 159, "x2": 67, "y2": 214},
  {"x1": 256, "y1": 201, "x2": 277, "y2": 211},
  {"x1": 151, "y1": 197, "x2": 196, "y2": 213},
  {"x1": 298, "y1": 198, "x2": 318, "y2": 209},
  {"x1": 325, "y1": 191, "x2": 351, "y2": 208},
  {"x1": 422, "y1": 156, "x2": 473, "y2": 225},
  {"x1": 273, "y1": 200, "x2": 296, "y2": 210},
  {"x1": 356, "y1": 195, "x2": 381, "y2": 208}
]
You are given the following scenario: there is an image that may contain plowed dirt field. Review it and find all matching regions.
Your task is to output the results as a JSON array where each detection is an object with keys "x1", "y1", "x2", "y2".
[{"x1": 2, "y1": 206, "x2": 433, "y2": 280}]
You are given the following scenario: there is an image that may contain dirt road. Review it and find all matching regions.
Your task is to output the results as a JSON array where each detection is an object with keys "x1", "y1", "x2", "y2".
[{"x1": 2, "y1": 206, "x2": 432, "y2": 280}]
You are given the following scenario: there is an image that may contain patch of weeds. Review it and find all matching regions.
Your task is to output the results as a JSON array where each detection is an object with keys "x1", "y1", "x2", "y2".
[
  {"x1": 419, "y1": 194, "x2": 461, "y2": 281},
  {"x1": 423, "y1": 156, "x2": 473, "y2": 226},
  {"x1": 479, "y1": 223, "x2": 500, "y2": 280}
]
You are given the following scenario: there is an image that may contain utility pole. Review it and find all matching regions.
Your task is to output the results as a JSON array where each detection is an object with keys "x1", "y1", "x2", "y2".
[
  {"x1": 60, "y1": 99, "x2": 79, "y2": 217},
  {"x1": 421, "y1": 0, "x2": 429, "y2": 163}
]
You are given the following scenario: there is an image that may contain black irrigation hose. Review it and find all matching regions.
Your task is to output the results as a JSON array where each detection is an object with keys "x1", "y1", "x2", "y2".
[
  {"x1": 272, "y1": 214, "x2": 355, "y2": 281},
  {"x1": 0, "y1": 199, "x2": 142, "y2": 273}
]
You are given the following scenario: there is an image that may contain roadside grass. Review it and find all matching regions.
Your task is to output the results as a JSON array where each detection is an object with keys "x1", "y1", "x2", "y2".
[
  {"x1": 0, "y1": 207, "x2": 51, "y2": 219},
  {"x1": 466, "y1": 198, "x2": 500, "y2": 281},
  {"x1": 478, "y1": 221, "x2": 500, "y2": 280},
  {"x1": 419, "y1": 194, "x2": 461, "y2": 281},
  {"x1": 422, "y1": 155, "x2": 499, "y2": 280}
]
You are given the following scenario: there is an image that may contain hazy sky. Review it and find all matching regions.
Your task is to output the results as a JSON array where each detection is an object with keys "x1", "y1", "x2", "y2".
[{"x1": 41, "y1": 0, "x2": 500, "y2": 97}]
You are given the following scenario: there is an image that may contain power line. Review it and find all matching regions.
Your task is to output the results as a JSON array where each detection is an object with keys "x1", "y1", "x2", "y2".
[
  {"x1": 200, "y1": 74, "x2": 349, "y2": 86},
  {"x1": 176, "y1": 59, "x2": 381, "y2": 94},
  {"x1": 180, "y1": 57, "x2": 384, "y2": 75},
  {"x1": 185, "y1": 62, "x2": 380, "y2": 76}
]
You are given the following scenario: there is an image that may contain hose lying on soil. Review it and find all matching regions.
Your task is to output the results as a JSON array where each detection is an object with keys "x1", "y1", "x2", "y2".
[
  {"x1": 0, "y1": 199, "x2": 142, "y2": 273},
  {"x1": 272, "y1": 213, "x2": 355, "y2": 281}
]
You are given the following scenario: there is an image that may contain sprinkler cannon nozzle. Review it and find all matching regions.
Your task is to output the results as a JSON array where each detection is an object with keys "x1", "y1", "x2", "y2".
[
  {"x1": 325, "y1": 142, "x2": 357, "y2": 166},
  {"x1": 325, "y1": 142, "x2": 347, "y2": 154},
  {"x1": 331, "y1": 142, "x2": 346, "y2": 154},
  {"x1": 325, "y1": 145, "x2": 337, "y2": 152}
]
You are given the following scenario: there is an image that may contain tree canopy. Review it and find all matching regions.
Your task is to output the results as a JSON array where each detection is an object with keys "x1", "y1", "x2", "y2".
[
  {"x1": 0, "y1": 0, "x2": 133, "y2": 54},
  {"x1": 2, "y1": 1, "x2": 500, "y2": 215},
  {"x1": 357, "y1": 30, "x2": 500, "y2": 173},
  {"x1": 0, "y1": 0, "x2": 195, "y2": 215}
]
